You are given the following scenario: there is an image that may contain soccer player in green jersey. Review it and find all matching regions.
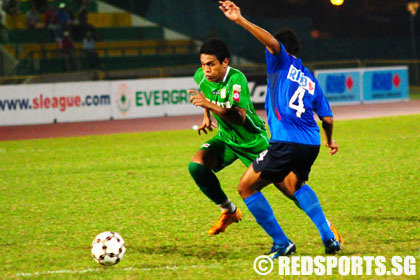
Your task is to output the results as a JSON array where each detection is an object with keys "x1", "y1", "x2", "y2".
[
  {"x1": 188, "y1": 39, "x2": 343, "y2": 242},
  {"x1": 188, "y1": 38, "x2": 269, "y2": 235}
]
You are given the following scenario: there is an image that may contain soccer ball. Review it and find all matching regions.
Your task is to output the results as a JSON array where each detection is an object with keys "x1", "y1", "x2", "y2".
[{"x1": 91, "y1": 231, "x2": 126, "y2": 266}]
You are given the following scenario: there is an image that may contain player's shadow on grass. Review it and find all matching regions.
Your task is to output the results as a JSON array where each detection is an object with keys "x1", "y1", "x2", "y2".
[
  {"x1": 130, "y1": 244, "x2": 242, "y2": 260},
  {"x1": 353, "y1": 216, "x2": 420, "y2": 222}
]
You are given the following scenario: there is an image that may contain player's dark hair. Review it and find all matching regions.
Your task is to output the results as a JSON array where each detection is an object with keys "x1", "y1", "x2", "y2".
[
  {"x1": 274, "y1": 28, "x2": 300, "y2": 56},
  {"x1": 200, "y1": 38, "x2": 230, "y2": 63}
]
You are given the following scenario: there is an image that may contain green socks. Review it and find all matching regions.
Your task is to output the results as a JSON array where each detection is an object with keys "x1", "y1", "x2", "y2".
[{"x1": 188, "y1": 162, "x2": 228, "y2": 205}]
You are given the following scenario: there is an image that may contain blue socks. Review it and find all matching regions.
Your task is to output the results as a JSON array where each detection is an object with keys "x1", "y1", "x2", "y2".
[
  {"x1": 294, "y1": 184, "x2": 334, "y2": 244},
  {"x1": 244, "y1": 192, "x2": 289, "y2": 246}
]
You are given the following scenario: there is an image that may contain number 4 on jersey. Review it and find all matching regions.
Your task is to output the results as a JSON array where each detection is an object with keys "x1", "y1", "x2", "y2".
[{"x1": 289, "y1": 86, "x2": 306, "y2": 118}]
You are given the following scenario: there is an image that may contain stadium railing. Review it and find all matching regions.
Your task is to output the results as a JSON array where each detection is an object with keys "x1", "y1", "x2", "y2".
[
  {"x1": 6, "y1": 40, "x2": 198, "y2": 76},
  {"x1": 4, "y1": 39, "x2": 197, "y2": 60},
  {"x1": 2, "y1": 59, "x2": 419, "y2": 88}
]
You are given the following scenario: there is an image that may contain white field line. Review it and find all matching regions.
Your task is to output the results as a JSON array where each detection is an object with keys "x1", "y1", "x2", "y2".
[{"x1": 15, "y1": 264, "x2": 221, "y2": 277}]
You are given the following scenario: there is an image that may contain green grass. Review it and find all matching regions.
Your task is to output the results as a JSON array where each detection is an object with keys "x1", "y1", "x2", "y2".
[{"x1": 1, "y1": 115, "x2": 419, "y2": 279}]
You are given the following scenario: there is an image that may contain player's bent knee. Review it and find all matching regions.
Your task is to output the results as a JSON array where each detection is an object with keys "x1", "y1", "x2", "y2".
[
  {"x1": 237, "y1": 181, "x2": 252, "y2": 199},
  {"x1": 237, "y1": 184, "x2": 245, "y2": 199},
  {"x1": 237, "y1": 166, "x2": 264, "y2": 199},
  {"x1": 293, "y1": 181, "x2": 306, "y2": 193},
  {"x1": 188, "y1": 161, "x2": 204, "y2": 177}
]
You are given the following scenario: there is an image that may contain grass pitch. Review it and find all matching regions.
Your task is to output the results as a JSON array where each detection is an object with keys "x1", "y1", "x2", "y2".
[{"x1": 1, "y1": 115, "x2": 419, "y2": 279}]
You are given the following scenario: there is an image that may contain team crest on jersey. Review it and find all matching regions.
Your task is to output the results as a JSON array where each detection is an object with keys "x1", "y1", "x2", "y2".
[
  {"x1": 232, "y1": 84, "x2": 241, "y2": 102},
  {"x1": 287, "y1": 65, "x2": 315, "y2": 95}
]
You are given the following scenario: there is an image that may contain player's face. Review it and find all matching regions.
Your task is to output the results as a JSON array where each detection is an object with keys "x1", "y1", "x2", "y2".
[{"x1": 200, "y1": 54, "x2": 229, "y2": 83}]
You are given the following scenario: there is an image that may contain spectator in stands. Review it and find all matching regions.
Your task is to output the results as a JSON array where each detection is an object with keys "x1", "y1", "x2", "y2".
[
  {"x1": 66, "y1": 3, "x2": 77, "y2": 25},
  {"x1": 2, "y1": 0, "x2": 20, "y2": 28},
  {"x1": 72, "y1": 0, "x2": 97, "y2": 41},
  {"x1": 0, "y1": 1, "x2": 5, "y2": 24},
  {"x1": 25, "y1": 3, "x2": 40, "y2": 29},
  {"x1": 44, "y1": 3, "x2": 56, "y2": 27},
  {"x1": 77, "y1": 0, "x2": 88, "y2": 26},
  {"x1": 59, "y1": 30, "x2": 77, "y2": 71},
  {"x1": 56, "y1": 2, "x2": 70, "y2": 29},
  {"x1": 70, "y1": 0, "x2": 87, "y2": 41},
  {"x1": 44, "y1": 3, "x2": 60, "y2": 41},
  {"x1": 82, "y1": 30, "x2": 101, "y2": 69}
]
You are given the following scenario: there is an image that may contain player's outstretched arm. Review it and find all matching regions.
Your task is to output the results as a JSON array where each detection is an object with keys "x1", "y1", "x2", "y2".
[
  {"x1": 321, "y1": 116, "x2": 338, "y2": 155},
  {"x1": 219, "y1": 1, "x2": 280, "y2": 55}
]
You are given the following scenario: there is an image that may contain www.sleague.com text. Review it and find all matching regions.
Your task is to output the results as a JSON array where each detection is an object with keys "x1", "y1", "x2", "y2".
[{"x1": 0, "y1": 94, "x2": 111, "y2": 112}]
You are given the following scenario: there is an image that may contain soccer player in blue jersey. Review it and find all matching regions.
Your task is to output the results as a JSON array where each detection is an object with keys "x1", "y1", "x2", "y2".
[
  {"x1": 219, "y1": 1, "x2": 342, "y2": 258},
  {"x1": 188, "y1": 38, "x2": 343, "y2": 241}
]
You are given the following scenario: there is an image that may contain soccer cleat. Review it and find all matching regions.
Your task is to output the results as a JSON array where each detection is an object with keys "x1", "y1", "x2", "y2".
[
  {"x1": 208, "y1": 208, "x2": 242, "y2": 235},
  {"x1": 330, "y1": 223, "x2": 344, "y2": 244},
  {"x1": 267, "y1": 241, "x2": 296, "y2": 259},
  {"x1": 324, "y1": 238, "x2": 342, "y2": 255}
]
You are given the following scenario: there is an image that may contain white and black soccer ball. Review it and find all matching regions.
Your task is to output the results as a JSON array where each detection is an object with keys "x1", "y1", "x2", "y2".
[{"x1": 91, "y1": 231, "x2": 126, "y2": 266}]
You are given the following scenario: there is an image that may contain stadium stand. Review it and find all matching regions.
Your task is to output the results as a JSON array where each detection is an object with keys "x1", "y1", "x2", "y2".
[
  {"x1": 13, "y1": 0, "x2": 98, "y2": 16},
  {"x1": 2, "y1": 0, "x2": 198, "y2": 76},
  {"x1": 96, "y1": 26, "x2": 164, "y2": 41},
  {"x1": 4, "y1": 18, "x2": 169, "y2": 49}
]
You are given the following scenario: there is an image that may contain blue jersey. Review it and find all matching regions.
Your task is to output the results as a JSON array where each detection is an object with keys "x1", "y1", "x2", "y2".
[{"x1": 265, "y1": 45, "x2": 332, "y2": 146}]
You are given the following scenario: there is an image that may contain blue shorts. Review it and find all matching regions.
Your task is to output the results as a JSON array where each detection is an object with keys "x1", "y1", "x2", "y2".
[{"x1": 252, "y1": 142, "x2": 320, "y2": 182}]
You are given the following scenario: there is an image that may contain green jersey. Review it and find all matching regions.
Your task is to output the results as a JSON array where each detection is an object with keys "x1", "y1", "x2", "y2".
[{"x1": 194, "y1": 66, "x2": 268, "y2": 148}]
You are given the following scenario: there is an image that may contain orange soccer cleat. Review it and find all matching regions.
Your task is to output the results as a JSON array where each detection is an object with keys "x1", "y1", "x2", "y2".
[
  {"x1": 208, "y1": 208, "x2": 242, "y2": 235},
  {"x1": 330, "y1": 223, "x2": 344, "y2": 244}
]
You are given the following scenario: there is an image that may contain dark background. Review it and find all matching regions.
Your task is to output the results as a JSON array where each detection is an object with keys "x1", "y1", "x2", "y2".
[{"x1": 100, "y1": 0, "x2": 420, "y2": 62}]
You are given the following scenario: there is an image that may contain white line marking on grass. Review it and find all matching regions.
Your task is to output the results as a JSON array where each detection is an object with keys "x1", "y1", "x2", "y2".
[
  {"x1": 15, "y1": 264, "x2": 221, "y2": 277},
  {"x1": 16, "y1": 268, "x2": 101, "y2": 277}
]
